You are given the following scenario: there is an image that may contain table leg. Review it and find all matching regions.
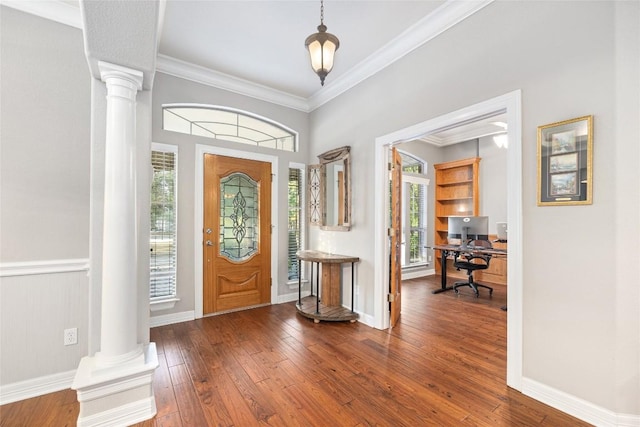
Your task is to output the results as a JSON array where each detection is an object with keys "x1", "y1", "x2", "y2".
[
  {"x1": 351, "y1": 262, "x2": 355, "y2": 313},
  {"x1": 298, "y1": 259, "x2": 301, "y2": 306},
  {"x1": 315, "y1": 261, "x2": 320, "y2": 314},
  {"x1": 432, "y1": 249, "x2": 454, "y2": 294},
  {"x1": 310, "y1": 262, "x2": 314, "y2": 296}
]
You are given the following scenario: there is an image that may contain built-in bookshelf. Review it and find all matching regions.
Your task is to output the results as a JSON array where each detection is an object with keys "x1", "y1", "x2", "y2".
[{"x1": 434, "y1": 157, "x2": 480, "y2": 278}]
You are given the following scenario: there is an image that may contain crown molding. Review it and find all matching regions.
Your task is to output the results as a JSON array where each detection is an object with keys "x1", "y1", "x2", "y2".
[
  {"x1": 3, "y1": 0, "x2": 493, "y2": 113},
  {"x1": 1, "y1": 0, "x2": 82, "y2": 29},
  {"x1": 156, "y1": 55, "x2": 310, "y2": 112},
  {"x1": 307, "y1": 0, "x2": 494, "y2": 110},
  {"x1": 419, "y1": 123, "x2": 506, "y2": 147}
]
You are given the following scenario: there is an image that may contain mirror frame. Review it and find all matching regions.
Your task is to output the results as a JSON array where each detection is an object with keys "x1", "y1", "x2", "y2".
[{"x1": 318, "y1": 146, "x2": 351, "y2": 231}]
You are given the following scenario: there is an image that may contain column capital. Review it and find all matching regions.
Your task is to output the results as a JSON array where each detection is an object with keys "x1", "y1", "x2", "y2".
[{"x1": 98, "y1": 61, "x2": 143, "y2": 92}]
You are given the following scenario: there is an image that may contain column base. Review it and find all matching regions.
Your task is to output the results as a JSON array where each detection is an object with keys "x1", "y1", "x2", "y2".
[{"x1": 72, "y1": 343, "x2": 158, "y2": 427}]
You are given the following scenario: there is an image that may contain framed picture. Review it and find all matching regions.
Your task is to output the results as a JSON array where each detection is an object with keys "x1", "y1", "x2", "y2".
[{"x1": 537, "y1": 115, "x2": 593, "y2": 206}]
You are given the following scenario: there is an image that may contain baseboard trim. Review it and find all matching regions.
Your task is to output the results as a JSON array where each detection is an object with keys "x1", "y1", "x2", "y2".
[
  {"x1": 277, "y1": 290, "x2": 311, "y2": 304},
  {"x1": 0, "y1": 369, "x2": 76, "y2": 405},
  {"x1": 0, "y1": 258, "x2": 90, "y2": 277},
  {"x1": 522, "y1": 377, "x2": 640, "y2": 426},
  {"x1": 149, "y1": 310, "x2": 195, "y2": 328},
  {"x1": 402, "y1": 268, "x2": 435, "y2": 280},
  {"x1": 77, "y1": 397, "x2": 156, "y2": 427}
]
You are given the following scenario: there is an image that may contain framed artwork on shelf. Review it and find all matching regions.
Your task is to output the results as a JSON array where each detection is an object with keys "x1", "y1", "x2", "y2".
[{"x1": 537, "y1": 115, "x2": 593, "y2": 206}]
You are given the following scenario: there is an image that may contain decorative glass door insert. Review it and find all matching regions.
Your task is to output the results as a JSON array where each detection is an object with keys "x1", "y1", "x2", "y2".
[{"x1": 219, "y1": 172, "x2": 259, "y2": 262}]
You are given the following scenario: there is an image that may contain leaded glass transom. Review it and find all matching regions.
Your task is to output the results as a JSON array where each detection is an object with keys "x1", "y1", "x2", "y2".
[
  {"x1": 220, "y1": 172, "x2": 259, "y2": 262},
  {"x1": 163, "y1": 105, "x2": 297, "y2": 152}
]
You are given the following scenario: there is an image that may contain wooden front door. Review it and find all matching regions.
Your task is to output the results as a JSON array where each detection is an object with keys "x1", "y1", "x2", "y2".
[
  {"x1": 203, "y1": 154, "x2": 271, "y2": 314},
  {"x1": 389, "y1": 147, "x2": 402, "y2": 327}
]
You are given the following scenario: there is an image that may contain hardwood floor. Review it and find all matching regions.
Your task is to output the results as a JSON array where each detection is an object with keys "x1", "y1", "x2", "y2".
[{"x1": 0, "y1": 276, "x2": 592, "y2": 426}]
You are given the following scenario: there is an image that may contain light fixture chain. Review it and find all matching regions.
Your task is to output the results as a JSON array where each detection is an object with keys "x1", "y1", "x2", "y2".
[{"x1": 320, "y1": 0, "x2": 324, "y2": 25}]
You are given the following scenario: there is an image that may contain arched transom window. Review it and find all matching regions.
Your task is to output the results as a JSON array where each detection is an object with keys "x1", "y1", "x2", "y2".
[{"x1": 163, "y1": 105, "x2": 298, "y2": 152}]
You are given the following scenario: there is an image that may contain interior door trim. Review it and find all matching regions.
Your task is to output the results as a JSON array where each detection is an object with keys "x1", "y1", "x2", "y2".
[
  {"x1": 373, "y1": 90, "x2": 523, "y2": 391},
  {"x1": 194, "y1": 144, "x2": 279, "y2": 319}
]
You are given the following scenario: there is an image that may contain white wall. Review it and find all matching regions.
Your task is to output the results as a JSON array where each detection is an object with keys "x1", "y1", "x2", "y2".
[
  {"x1": 309, "y1": 0, "x2": 638, "y2": 418},
  {"x1": 0, "y1": 7, "x2": 91, "y2": 392}
]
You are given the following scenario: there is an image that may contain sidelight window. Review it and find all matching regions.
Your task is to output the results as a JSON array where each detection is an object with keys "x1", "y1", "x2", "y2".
[{"x1": 150, "y1": 144, "x2": 178, "y2": 301}]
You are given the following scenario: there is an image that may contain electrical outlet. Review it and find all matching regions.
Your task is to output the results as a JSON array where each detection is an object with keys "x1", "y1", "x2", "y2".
[
  {"x1": 428, "y1": 255, "x2": 432, "y2": 262},
  {"x1": 64, "y1": 328, "x2": 77, "y2": 346}
]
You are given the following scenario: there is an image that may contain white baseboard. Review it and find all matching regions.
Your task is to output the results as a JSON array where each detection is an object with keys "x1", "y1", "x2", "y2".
[
  {"x1": 149, "y1": 310, "x2": 195, "y2": 328},
  {"x1": 354, "y1": 310, "x2": 376, "y2": 328},
  {"x1": 0, "y1": 369, "x2": 76, "y2": 405},
  {"x1": 277, "y1": 290, "x2": 310, "y2": 304},
  {"x1": 402, "y1": 268, "x2": 435, "y2": 280},
  {"x1": 77, "y1": 397, "x2": 156, "y2": 427},
  {"x1": 522, "y1": 377, "x2": 640, "y2": 427}
]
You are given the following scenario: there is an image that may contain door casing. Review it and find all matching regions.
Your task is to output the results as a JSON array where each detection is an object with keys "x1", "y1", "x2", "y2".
[
  {"x1": 373, "y1": 90, "x2": 523, "y2": 390},
  {"x1": 195, "y1": 144, "x2": 279, "y2": 319}
]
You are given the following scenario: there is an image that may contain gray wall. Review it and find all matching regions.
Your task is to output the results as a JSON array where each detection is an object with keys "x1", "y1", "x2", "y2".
[
  {"x1": 0, "y1": 7, "x2": 90, "y2": 261},
  {"x1": 150, "y1": 72, "x2": 311, "y2": 319},
  {"x1": 0, "y1": 7, "x2": 90, "y2": 384},
  {"x1": 309, "y1": 0, "x2": 638, "y2": 416}
]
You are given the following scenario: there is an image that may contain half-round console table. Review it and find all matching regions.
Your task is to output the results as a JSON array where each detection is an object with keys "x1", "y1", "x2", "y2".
[{"x1": 296, "y1": 250, "x2": 360, "y2": 323}]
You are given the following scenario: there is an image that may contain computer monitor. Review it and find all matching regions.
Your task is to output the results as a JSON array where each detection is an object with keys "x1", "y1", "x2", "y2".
[{"x1": 448, "y1": 216, "x2": 489, "y2": 247}]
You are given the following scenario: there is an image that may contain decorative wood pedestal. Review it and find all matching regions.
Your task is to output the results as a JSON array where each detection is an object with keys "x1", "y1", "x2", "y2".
[{"x1": 296, "y1": 250, "x2": 359, "y2": 323}]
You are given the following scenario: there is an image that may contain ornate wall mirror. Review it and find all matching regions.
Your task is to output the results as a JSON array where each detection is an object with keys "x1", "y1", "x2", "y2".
[{"x1": 308, "y1": 146, "x2": 351, "y2": 231}]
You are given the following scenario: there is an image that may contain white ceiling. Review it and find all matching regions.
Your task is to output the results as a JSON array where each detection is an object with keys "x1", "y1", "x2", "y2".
[
  {"x1": 5, "y1": 0, "x2": 503, "y2": 144},
  {"x1": 4, "y1": 0, "x2": 493, "y2": 111},
  {"x1": 159, "y1": 1, "x2": 444, "y2": 99}
]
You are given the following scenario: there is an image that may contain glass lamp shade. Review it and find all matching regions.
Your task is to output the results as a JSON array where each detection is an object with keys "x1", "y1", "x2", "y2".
[{"x1": 305, "y1": 24, "x2": 340, "y2": 85}]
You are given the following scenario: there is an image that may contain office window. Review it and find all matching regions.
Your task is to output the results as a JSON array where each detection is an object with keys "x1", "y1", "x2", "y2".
[
  {"x1": 402, "y1": 157, "x2": 428, "y2": 267},
  {"x1": 150, "y1": 144, "x2": 178, "y2": 300},
  {"x1": 288, "y1": 164, "x2": 305, "y2": 281},
  {"x1": 163, "y1": 105, "x2": 298, "y2": 152}
]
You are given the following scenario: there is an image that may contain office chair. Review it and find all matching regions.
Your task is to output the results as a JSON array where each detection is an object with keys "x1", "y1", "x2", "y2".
[{"x1": 453, "y1": 239, "x2": 494, "y2": 297}]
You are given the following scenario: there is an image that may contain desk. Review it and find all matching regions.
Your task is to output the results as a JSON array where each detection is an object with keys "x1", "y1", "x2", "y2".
[
  {"x1": 296, "y1": 250, "x2": 359, "y2": 323},
  {"x1": 430, "y1": 244, "x2": 508, "y2": 294}
]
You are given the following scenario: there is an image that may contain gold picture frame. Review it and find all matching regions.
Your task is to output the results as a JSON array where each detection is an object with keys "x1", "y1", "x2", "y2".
[{"x1": 537, "y1": 115, "x2": 593, "y2": 206}]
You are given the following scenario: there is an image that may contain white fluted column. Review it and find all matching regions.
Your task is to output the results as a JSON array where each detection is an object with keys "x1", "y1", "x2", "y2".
[
  {"x1": 95, "y1": 61, "x2": 144, "y2": 366},
  {"x1": 73, "y1": 61, "x2": 157, "y2": 427}
]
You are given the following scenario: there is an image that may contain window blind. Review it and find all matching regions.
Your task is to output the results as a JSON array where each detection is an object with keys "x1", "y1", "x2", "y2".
[
  {"x1": 288, "y1": 168, "x2": 304, "y2": 280},
  {"x1": 150, "y1": 149, "x2": 177, "y2": 299}
]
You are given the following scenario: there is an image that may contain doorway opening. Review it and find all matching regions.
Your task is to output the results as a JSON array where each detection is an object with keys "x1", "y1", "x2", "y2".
[{"x1": 373, "y1": 90, "x2": 523, "y2": 391}]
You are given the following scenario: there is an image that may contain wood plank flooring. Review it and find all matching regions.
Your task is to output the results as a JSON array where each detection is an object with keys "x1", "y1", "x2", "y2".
[{"x1": 0, "y1": 276, "x2": 593, "y2": 426}]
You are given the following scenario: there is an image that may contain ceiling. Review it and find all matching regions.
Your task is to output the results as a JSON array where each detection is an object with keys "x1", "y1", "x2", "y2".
[
  {"x1": 5, "y1": 0, "x2": 494, "y2": 111},
  {"x1": 159, "y1": 1, "x2": 444, "y2": 99},
  {"x1": 6, "y1": 0, "x2": 502, "y2": 144}
]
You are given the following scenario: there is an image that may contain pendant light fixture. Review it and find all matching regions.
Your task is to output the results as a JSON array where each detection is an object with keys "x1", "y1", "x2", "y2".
[{"x1": 305, "y1": 0, "x2": 340, "y2": 86}]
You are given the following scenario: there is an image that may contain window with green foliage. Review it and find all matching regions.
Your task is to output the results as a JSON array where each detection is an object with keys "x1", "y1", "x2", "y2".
[
  {"x1": 288, "y1": 165, "x2": 305, "y2": 281},
  {"x1": 401, "y1": 156, "x2": 428, "y2": 267},
  {"x1": 150, "y1": 144, "x2": 177, "y2": 299},
  {"x1": 402, "y1": 163, "x2": 427, "y2": 266}
]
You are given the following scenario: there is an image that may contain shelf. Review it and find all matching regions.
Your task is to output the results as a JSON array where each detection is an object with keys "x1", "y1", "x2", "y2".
[
  {"x1": 437, "y1": 179, "x2": 474, "y2": 186},
  {"x1": 436, "y1": 196, "x2": 473, "y2": 201},
  {"x1": 433, "y1": 157, "x2": 480, "y2": 275}
]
